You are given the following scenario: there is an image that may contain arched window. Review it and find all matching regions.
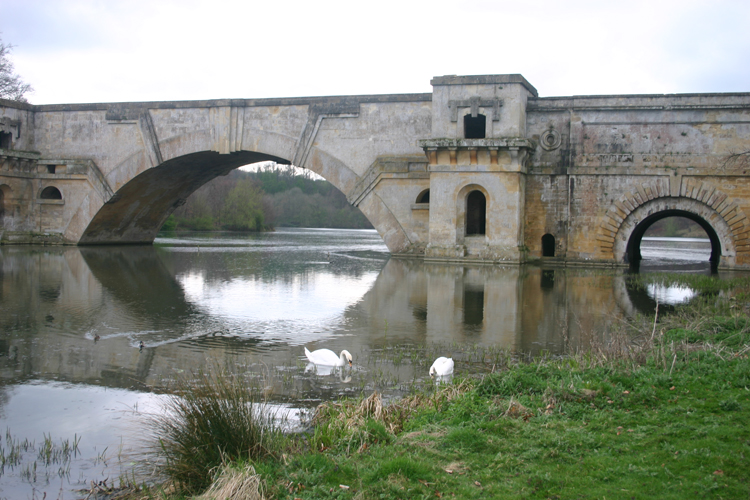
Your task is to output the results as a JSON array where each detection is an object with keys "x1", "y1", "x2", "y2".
[
  {"x1": 416, "y1": 189, "x2": 430, "y2": 204},
  {"x1": 466, "y1": 190, "x2": 486, "y2": 235},
  {"x1": 542, "y1": 233, "x2": 555, "y2": 257},
  {"x1": 40, "y1": 187, "x2": 63, "y2": 200},
  {"x1": 464, "y1": 114, "x2": 486, "y2": 139}
]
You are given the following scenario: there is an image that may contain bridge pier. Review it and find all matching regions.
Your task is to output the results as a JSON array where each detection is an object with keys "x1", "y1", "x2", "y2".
[{"x1": 2, "y1": 74, "x2": 750, "y2": 268}]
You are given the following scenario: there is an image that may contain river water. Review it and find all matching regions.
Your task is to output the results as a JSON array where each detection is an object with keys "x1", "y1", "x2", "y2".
[{"x1": 0, "y1": 230, "x2": 716, "y2": 498}]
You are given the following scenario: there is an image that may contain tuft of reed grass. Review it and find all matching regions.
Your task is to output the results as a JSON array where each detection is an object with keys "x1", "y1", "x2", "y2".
[
  {"x1": 147, "y1": 366, "x2": 282, "y2": 494},
  {"x1": 193, "y1": 463, "x2": 264, "y2": 500},
  {"x1": 310, "y1": 380, "x2": 474, "y2": 454}
]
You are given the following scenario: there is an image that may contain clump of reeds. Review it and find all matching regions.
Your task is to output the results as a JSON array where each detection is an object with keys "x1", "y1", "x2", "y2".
[
  {"x1": 193, "y1": 463, "x2": 264, "y2": 500},
  {"x1": 310, "y1": 380, "x2": 474, "y2": 453},
  {"x1": 148, "y1": 366, "x2": 282, "y2": 494}
]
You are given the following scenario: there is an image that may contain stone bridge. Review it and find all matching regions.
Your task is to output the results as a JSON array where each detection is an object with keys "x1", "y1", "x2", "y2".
[{"x1": 1, "y1": 74, "x2": 749, "y2": 268}]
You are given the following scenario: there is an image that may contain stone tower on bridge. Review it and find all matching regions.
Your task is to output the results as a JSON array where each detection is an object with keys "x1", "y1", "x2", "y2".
[{"x1": 1, "y1": 74, "x2": 749, "y2": 269}]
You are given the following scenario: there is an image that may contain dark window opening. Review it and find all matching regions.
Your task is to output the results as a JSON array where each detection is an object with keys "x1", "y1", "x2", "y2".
[
  {"x1": 463, "y1": 285, "x2": 484, "y2": 326},
  {"x1": 466, "y1": 190, "x2": 486, "y2": 235},
  {"x1": 40, "y1": 187, "x2": 62, "y2": 200},
  {"x1": 47, "y1": 165, "x2": 56, "y2": 174},
  {"x1": 464, "y1": 114, "x2": 486, "y2": 139},
  {"x1": 0, "y1": 189, "x2": 4, "y2": 221},
  {"x1": 0, "y1": 132, "x2": 11, "y2": 149},
  {"x1": 542, "y1": 233, "x2": 556, "y2": 257},
  {"x1": 417, "y1": 189, "x2": 430, "y2": 203}
]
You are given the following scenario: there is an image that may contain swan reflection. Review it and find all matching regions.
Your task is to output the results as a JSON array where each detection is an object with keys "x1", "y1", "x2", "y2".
[{"x1": 305, "y1": 363, "x2": 352, "y2": 382}]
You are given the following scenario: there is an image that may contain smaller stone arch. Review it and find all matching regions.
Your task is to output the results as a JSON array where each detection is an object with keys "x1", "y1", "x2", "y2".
[
  {"x1": 599, "y1": 179, "x2": 750, "y2": 268},
  {"x1": 542, "y1": 233, "x2": 555, "y2": 257},
  {"x1": 39, "y1": 186, "x2": 63, "y2": 200},
  {"x1": 416, "y1": 189, "x2": 430, "y2": 204},
  {"x1": 608, "y1": 198, "x2": 741, "y2": 268}
]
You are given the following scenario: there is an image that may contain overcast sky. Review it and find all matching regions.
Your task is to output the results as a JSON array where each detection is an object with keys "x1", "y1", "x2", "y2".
[{"x1": 1, "y1": 0, "x2": 749, "y2": 105}]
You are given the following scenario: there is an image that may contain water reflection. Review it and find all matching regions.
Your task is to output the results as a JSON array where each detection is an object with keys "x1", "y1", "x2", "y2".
[{"x1": 0, "y1": 230, "x2": 719, "y2": 499}]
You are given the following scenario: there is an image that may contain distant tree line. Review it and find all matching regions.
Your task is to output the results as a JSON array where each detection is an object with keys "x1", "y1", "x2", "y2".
[
  {"x1": 162, "y1": 164, "x2": 373, "y2": 232},
  {"x1": 645, "y1": 216, "x2": 707, "y2": 238}
]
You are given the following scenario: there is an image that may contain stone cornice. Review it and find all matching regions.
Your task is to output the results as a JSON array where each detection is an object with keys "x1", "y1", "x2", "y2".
[{"x1": 418, "y1": 138, "x2": 535, "y2": 149}]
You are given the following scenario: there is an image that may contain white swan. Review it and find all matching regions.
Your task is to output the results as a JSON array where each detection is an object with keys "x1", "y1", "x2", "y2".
[
  {"x1": 429, "y1": 357, "x2": 454, "y2": 377},
  {"x1": 304, "y1": 347, "x2": 353, "y2": 367}
]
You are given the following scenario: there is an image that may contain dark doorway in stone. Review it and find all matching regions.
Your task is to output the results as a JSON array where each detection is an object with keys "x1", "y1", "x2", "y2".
[
  {"x1": 40, "y1": 187, "x2": 62, "y2": 200},
  {"x1": 417, "y1": 189, "x2": 430, "y2": 203},
  {"x1": 464, "y1": 114, "x2": 486, "y2": 139},
  {"x1": 0, "y1": 132, "x2": 11, "y2": 149},
  {"x1": 466, "y1": 190, "x2": 486, "y2": 235},
  {"x1": 542, "y1": 233, "x2": 555, "y2": 257}
]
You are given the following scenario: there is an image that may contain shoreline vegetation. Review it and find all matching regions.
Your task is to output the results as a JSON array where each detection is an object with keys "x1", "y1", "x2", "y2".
[
  {"x1": 160, "y1": 164, "x2": 373, "y2": 233},
  {"x1": 108, "y1": 273, "x2": 749, "y2": 499}
]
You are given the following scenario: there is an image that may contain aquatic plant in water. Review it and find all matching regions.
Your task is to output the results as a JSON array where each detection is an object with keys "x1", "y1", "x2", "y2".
[{"x1": 147, "y1": 366, "x2": 283, "y2": 493}]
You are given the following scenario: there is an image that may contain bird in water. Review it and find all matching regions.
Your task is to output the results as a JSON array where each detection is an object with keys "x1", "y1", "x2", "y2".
[
  {"x1": 304, "y1": 347, "x2": 353, "y2": 367},
  {"x1": 94, "y1": 334, "x2": 100, "y2": 343},
  {"x1": 139, "y1": 341, "x2": 144, "y2": 352},
  {"x1": 429, "y1": 357, "x2": 454, "y2": 378}
]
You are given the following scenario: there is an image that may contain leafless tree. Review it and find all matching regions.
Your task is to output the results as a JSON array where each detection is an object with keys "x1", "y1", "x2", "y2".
[{"x1": 0, "y1": 36, "x2": 33, "y2": 102}]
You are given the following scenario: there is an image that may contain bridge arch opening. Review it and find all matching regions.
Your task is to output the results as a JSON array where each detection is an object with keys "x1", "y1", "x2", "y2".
[
  {"x1": 416, "y1": 189, "x2": 430, "y2": 204},
  {"x1": 542, "y1": 233, "x2": 555, "y2": 257},
  {"x1": 466, "y1": 190, "x2": 486, "y2": 236},
  {"x1": 625, "y1": 209, "x2": 721, "y2": 268},
  {"x1": 78, "y1": 147, "x2": 404, "y2": 251},
  {"x1": 464, "y1": 113, "x2": 486, "y2": 139},
  {"x1": 40, "y1": 186, "x2": 63, "y2": 200},
  {"x1": 80, "y1": 151, "x2": 292, "y2": 244}
]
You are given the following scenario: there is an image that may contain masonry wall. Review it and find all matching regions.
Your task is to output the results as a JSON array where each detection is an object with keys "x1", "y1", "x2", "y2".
[
  {"x1": 3, "y1": 82, "x2": 750, "y2": 268},
  {"x1": 524, "y1": 93, "x2": 750, "y2": 268}
]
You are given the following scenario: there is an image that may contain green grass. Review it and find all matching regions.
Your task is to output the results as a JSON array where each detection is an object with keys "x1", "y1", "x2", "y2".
[
  {"x1": 251, "y1": 293, "x2": 750, "y2": 499},
  {"x1": 254, "y1": 347, "x2": 749, "y2": 499},
  {"x1": 136, "y1": 275, "x2": 750, "y2": 499}
]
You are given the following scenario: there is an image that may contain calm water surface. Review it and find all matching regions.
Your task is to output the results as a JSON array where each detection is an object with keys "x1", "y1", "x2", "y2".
[{"x1": 0, "y1": 229, "x2": 718, "y2": 498}]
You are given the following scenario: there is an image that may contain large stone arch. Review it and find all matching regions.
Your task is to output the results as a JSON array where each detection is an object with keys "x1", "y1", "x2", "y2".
[
  {"x1": 602, "y1": 181, "x2": 747, "y2": 268},
  {"x1": 79, "y1": 150, "x2": 286, "y2": 244},
  {"x1": 76, "y1": 126, "x2": 411, "y2": 251}
]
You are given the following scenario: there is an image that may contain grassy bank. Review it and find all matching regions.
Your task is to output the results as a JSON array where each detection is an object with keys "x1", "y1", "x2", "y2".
[{"x1": 134, "y1": 274, "x2": 750, "y2": 500}]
